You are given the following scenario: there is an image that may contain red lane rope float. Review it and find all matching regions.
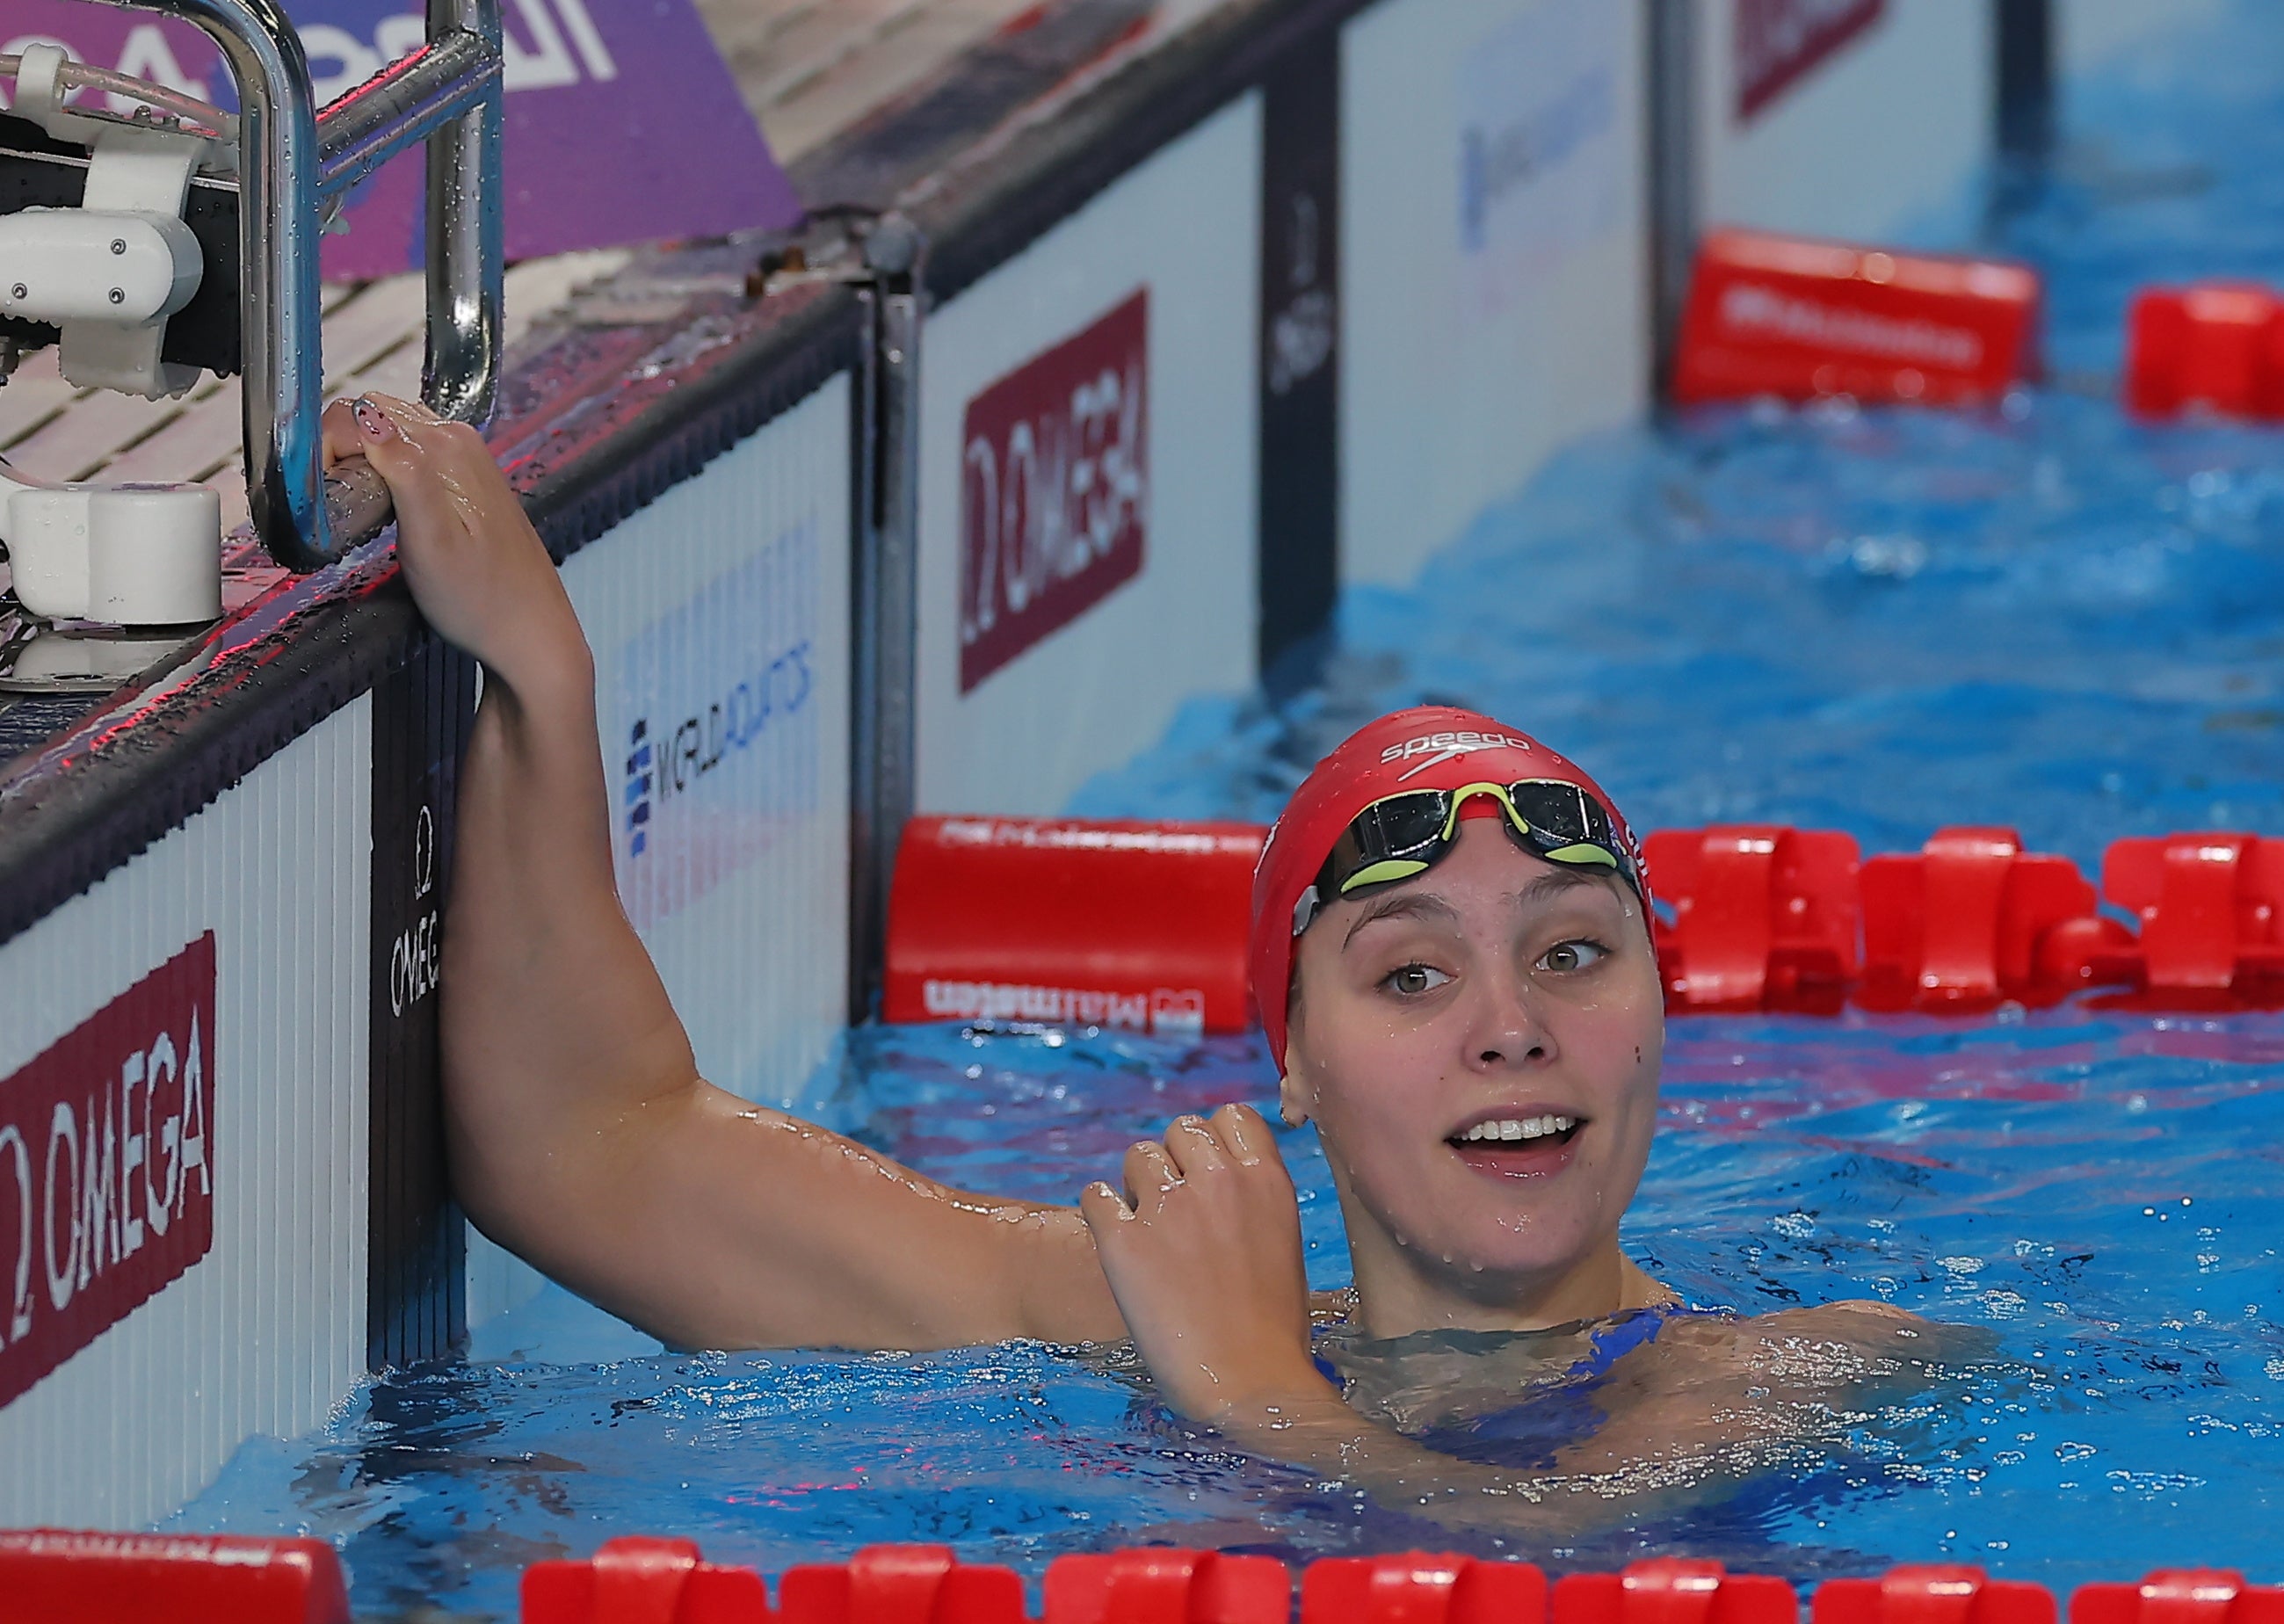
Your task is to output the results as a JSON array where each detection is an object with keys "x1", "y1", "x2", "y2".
[
  {"x1": 525, "y1": 1536, "x2": 773, "y2": 1624},
  {"x1": 2072, "y1": 1570, "x2": 2284, "y2": 1624},
  {"x1": 1816, "y1": 1566, "x2": 2056, "y2": 1624},
  {"x1": 2104, "y1": 835, "x2": 2284, "y2": 1003},
  {"x1": 1301, "y1": 1552, "x2": 1544, "y2": 1624},
  {"x1": 779, "y1": 1545, "x2": 1025, "y2": 1624},
  {"x1": 1857, "y1": 827, "x2": 2130, "y2": 1012},
  {"x1": 2125, "y1": 284, "x2": 2284, "y2": 420},
  {"x1": 1552, "y1": 1558, "x2": 1796, "y2": 1624},
  {"x1": 1670, "y1": 230, "x2": 2041, "y2": 409},
  {"x1": 0, "y1": 1528, "x2": 352, "y2": 1624},
  {"x1": 1050, "y1": 1549, "x2": 1288, "y2": 1624},
  {"x1": 1642, "y1": 826, "x2": 1861, "y2": 1012},
  {"x1": 884, "y1": 815, "x2": 1265, "y2": 1038},
  {"x1": 881, "y1": 818, "x2": 2284, "y2": 1023}
]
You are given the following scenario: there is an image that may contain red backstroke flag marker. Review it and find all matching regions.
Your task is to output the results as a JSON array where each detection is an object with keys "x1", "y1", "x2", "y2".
[{"x1": 0, "y1": 932, "x2": 217, "y2": 1408}]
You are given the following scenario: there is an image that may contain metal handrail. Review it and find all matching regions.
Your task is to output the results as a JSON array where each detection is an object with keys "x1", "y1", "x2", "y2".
[{"x1": 91, "y1": 0, "x2": 504, "y2": 570}]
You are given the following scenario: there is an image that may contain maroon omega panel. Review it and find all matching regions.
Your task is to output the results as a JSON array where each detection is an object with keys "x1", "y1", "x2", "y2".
[
  {"x1": 0, "y1": 932, "x2": 217, "y2": 1407},
  {"x1": 1736, "y1": 0, "x2": 1885, "y2": 120},
  {"x1": 959, "y1": 288, "x2": 1149, "y2": 692}
]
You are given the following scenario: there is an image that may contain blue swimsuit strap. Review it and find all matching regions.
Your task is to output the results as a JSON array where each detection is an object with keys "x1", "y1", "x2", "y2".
[{"x1": 1568, "y1": 1301, "x2": 1694, "y2": 1381}]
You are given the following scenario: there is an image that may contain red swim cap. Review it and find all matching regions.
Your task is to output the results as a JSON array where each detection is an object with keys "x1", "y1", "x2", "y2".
[{"x1": 1247, "y1": 705, "x2": 1647, "y2": 1069}]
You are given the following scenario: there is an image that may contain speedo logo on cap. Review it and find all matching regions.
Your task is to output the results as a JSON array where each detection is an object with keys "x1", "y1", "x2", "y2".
[{"x1": 1382, "y1": 729, "x2": 1534, "y2": 779}]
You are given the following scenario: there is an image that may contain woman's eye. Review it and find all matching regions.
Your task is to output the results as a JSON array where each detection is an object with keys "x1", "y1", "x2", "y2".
[
  {"x1": 1383, "y1": 963, "x2": 1453, "y2": 997},
  {"x1": 1538, "y1": 939, "x2": 1608, "y2": 975}
]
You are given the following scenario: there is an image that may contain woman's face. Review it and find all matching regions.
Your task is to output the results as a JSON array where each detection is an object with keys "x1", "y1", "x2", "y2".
[{"x1": 1282, "y1": 816, "x2": 1664, "y2": 1308}]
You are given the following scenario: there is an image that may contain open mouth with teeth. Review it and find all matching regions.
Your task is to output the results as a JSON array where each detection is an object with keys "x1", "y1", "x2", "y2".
[{"x1": 1446, "y1": 1113, "x2": 1584, "y2": 1179}]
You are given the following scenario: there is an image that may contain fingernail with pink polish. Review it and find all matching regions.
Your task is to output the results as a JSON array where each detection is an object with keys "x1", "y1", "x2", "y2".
[{"x1": 352, "y1": 397, "x2": 399, "y2": 440}]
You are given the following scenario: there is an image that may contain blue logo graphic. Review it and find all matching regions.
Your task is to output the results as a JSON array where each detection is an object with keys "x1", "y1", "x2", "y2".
[{"x1": 624, "y1": 719, "x2": 653, "y2": 857}]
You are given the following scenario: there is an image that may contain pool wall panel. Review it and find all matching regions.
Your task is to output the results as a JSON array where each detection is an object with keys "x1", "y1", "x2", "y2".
[
  {"x1": 1696, "y1": 0, "x2": 1991, "y2": 244},
  {"x1": 1257, "y1": 21, "x2": 1344, "y2": 678},
  {"x1": 913, "y1": 97, "x2": 1263, "y2": 816},
  {"x1": 0, "y1": 704, "x2": 373, "y2": 1529},
  {"x1": 1338, "y1": 0, "x2": 1649, "y2": 588},
  {"x1": 367, "y1": 635, "x2": 477, "y2": 1370}
]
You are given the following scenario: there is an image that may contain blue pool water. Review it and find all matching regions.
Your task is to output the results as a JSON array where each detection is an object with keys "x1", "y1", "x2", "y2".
[{"x1": 170, "y1": 4, "x2": 2284, "y2": 1615}]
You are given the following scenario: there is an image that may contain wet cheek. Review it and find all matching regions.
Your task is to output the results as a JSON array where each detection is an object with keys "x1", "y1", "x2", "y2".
[{"x1": 1568, "y1": 1018, "x2": 1652, "y2": 1096}]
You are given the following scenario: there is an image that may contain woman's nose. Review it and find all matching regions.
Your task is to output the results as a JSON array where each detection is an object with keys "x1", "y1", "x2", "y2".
[{"x1": 1461, "y1": 966, "x2": 1555, "y2": 1070}]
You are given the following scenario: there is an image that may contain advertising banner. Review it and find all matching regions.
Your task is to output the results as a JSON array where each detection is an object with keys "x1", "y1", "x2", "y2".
[
  {"x1": 0, "y1": 932, "x2": 216, "y2": 1409},
  {"x1": 612, "y1": 517, "x2": 823, "y2": 932},
  {"x1": 958, "y1": 288, "x2": 1149, "y2": 692},
  {"x1": 1735, "y1": 0, "x2": 1885, "y2": 120},
  {"x1": 1455, "y1": 0, "x2": 1622, "y2": 323},
  {"x1": 1, "y1": 0, "x2": 801, "y2": 279}
]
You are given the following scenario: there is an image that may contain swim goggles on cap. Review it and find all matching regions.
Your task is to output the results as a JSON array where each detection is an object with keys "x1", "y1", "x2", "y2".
[{"x1": 1291, "y1": 779, "x2": 1638, "y2": 935}]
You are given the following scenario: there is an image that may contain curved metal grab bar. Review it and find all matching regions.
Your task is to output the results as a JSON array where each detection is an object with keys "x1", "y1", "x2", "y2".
[{"x1": 87, "y1": 0, "x2": 503, "y2": 570}]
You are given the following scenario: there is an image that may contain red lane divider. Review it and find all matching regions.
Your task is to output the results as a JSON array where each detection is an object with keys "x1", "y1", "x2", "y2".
[
  {"x1": 880, "y1": 816, "x2": 2284, "y2": 1019},
  {"x1": 2073, "y1": 1570, "x2": 2284, "y2": 1624},
  {"x1": 0, "y1": 1529, "x2": 352, "y2": 1624},
  {"x1": 1816, "y1": 1566, "x2": 2056, "y2": 1624},
  {"x1": 1642, "y1": 827, "x2": 1860, "y2": 1011},
  {"x1": 2125, "y1": 285, "x2": 2284, "y2": 419},
  {"x1": 1671, "y1": 229, "x2": 2041, "y2": 408},
  {"x1": 526, "y1": 1536, "x2": 772, "y2": 1624},
  {"x1": 1552, "y1": 1558, "x2": 1796, "y2": 1624},
  {"x1": 884, "y1": 815, "x2": 1265, "y2": 1038},
  {"x1": 2105, "y1": 835, "x2": 2284, "y2": 1000},
  {"x1": 1300, "y1": 1552, "x2": 1543, "y2": 1624},
  {"x1": 781, "y1": 1546, "x2": 1026, "y2": 1624},
  {"x1": 1858, "y1": 827, "x2": 2128, "y2": 1011},
  {"x1": 1048, "y1": 1549, "x2": 1287, "y2": 1624},
  {"x1": 9, "y1": 1535, "x2": 2280, "y2": 1624}
]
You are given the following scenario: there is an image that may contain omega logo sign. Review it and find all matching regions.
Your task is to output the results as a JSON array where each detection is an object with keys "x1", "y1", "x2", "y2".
[
  {"x1": 959, "y1": 288, "x2": 1149, "y2": 692},
  {"x1": 388, "y1": 803, "x2": 442, "y2": 1019},
  {"x1": 0, "y1": 933, "x2": 217, "y2": 1408}
]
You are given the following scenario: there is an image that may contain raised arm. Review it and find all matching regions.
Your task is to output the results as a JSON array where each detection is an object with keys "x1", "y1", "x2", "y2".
[{"x1": 329, "y1": 394, "x2": 1124, "y2": 1352}]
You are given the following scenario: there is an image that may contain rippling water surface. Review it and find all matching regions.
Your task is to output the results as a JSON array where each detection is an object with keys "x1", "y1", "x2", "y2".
[{"x1": 171, "y1": 4, "x2": 2284, "y2": 1614}]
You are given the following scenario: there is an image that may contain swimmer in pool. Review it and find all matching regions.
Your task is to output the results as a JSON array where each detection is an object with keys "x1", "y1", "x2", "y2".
[{"x1": 328, "y1": 392, "x2": 1942, "y2": 1527}]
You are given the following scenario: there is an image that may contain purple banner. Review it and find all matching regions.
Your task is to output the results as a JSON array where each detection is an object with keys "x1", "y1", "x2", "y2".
[{"x1": 3, "y1": 0, "x2": 801, "y2": 280}]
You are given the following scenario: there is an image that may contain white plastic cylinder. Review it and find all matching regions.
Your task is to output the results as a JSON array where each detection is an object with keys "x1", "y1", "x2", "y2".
[
  {"x1": 5, "y1": 487, "x2": 94, "y2": 620},
  {"x1": 90, "y1": 483, "x2": 224, "y2": 623},
  {"x1": 5, "y1": 482, "x2": 221, "y2": 624}
]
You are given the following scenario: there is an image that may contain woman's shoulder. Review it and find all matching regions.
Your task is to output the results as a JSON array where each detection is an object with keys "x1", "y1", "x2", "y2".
[{"x1": 1650, "y1": 1296, "x2": 1995, "y2": 1373}]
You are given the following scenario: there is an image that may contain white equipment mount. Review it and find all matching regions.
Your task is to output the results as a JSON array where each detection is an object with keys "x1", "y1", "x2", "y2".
[
  {"x1": 0, "y1": 0, "x2": 504, "y2": 692},
  {"x1": 0, "y1": 45, "x2": 225, "y2": 633}
]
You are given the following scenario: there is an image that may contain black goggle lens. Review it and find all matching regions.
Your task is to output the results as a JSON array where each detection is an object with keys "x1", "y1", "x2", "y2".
[
  {"x1": 1342, "y1": 792, "x2": 1449, "y2": 866},
  {"x1": 1507, "y1": 781, "x2": 1612, "y2": 847}
]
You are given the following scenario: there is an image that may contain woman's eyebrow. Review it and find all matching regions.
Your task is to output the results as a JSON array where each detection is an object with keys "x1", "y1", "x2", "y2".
[
  {"x1": 1343, "y1": 891, "x2": 1461, "y2": 950},
  {"x1": 1513, "y1": 869, "x2": 1603, "y2": 909}
]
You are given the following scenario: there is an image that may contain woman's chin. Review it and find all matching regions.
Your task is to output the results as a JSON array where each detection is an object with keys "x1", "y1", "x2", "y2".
[{"x1": 1377, "y1": 1218, "x2": 1608, "y2": 1301}]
